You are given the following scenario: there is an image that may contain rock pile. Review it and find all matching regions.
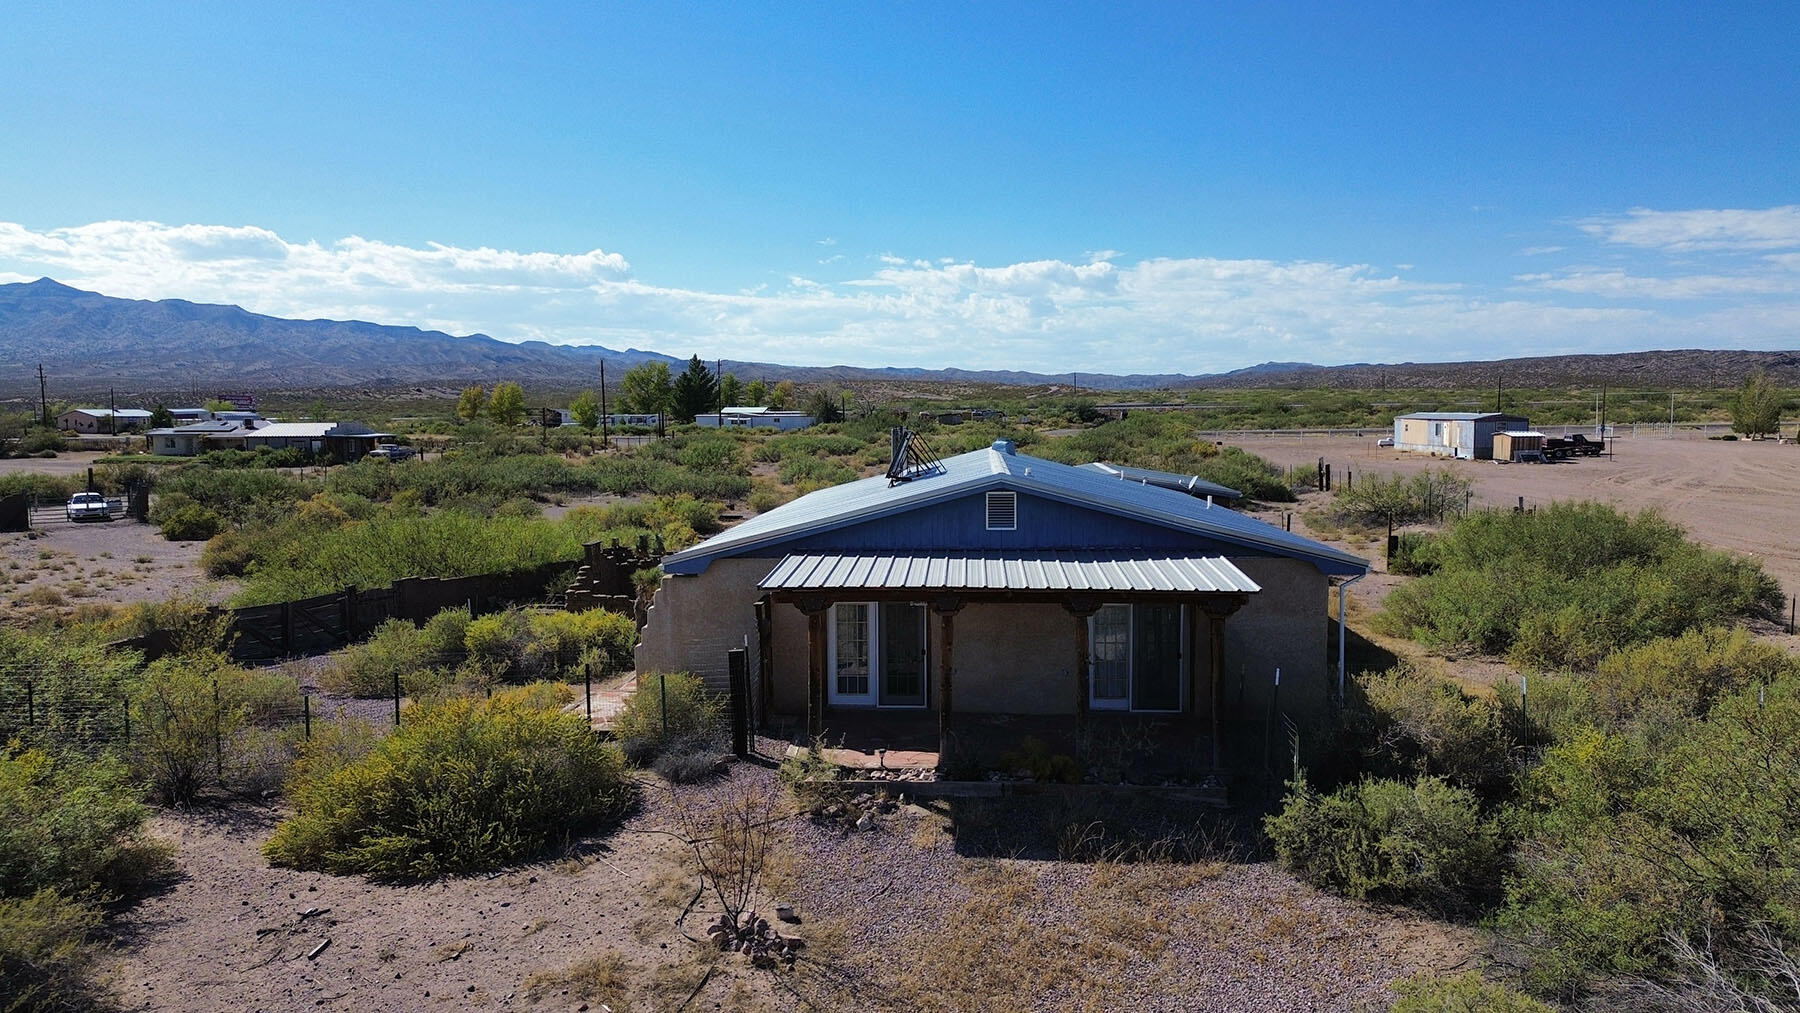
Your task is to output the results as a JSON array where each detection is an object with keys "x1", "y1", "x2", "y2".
[{"x1": 703, "y1": 909, "x2": 805, "y2": 969}]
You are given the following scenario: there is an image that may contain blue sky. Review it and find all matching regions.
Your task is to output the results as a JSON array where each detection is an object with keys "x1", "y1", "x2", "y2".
[{"x1": 2, "y1": 2, "x2": 1798, "y2": 374}]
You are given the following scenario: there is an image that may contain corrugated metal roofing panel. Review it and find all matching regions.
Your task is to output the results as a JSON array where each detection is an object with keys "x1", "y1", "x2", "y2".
[
  {"x1": 759, "y1": 553, "x2": 1261, "y2": 594},
  {"x1": 666, "y1": 443, "x2": 1367, "y2": 576}
]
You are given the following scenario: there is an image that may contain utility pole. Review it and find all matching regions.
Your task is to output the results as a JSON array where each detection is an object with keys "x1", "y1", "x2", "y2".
[
  {"x1": 599, "y1": 360, "x2": 609, "y2": 449},
  {"x1": 108, "y1": 387, "x2": 116, "y2": 435},
  {"x1": 37, "y1": 364, "x2": 48, "y2": 428}
]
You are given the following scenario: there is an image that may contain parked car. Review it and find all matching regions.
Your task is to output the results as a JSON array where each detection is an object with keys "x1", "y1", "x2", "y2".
[
  {"x1": 367, "y1": 443, "x2": 416, "y2": 461},
  {"x1": 1377, "y1": 436, "x2": 1395, "y2": 447},
  {"x1": 65, "y1": 492, "x2": 112, "y2": 522}
]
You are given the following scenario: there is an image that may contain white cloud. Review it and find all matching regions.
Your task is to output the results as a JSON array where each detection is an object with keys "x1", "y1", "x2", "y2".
[
  {"x1": 1519, "y1": 245, "x2": 1565, "y2": 256},
  {"x1": 1577, "y1": 205, "x2": 1800, "y2": 251},
  {"x1": 2, "y1": 218, "x2": 1798, "y2": 375}
]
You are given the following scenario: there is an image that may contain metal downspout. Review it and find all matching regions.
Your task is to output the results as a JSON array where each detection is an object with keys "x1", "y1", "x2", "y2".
[{"x1": 1337, "y1": 572, "x2": 1368, "y2": 701}]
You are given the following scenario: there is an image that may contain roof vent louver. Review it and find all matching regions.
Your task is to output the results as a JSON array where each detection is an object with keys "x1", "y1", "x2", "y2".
[
  {"x1": 886, "y1": 427, "x2": 946, "y2": 486},
  {"x1": 986, "y1": 490, "x2": 1017, "y2": 531}
]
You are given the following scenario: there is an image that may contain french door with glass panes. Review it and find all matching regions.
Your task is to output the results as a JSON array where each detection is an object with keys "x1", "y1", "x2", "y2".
[
  {"x1": 828, "y1": 602, "x2": 928, "y2": 707},
  {"x1": 1089, "y1": 602, "x2": 1184, "y2": 712}
]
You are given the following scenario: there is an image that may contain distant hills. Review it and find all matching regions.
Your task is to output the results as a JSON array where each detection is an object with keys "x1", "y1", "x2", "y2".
[{"x1": 1, "y1": 278, "x2": 1794, "y2": 397}]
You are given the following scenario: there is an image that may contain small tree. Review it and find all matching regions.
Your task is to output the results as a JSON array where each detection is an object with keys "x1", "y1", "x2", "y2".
[
  {"x1": 488, "y1": 381, "x2": 527, "y2": 426},
  {"x1": 670, "y1": 356, "x2": 721, "y2": 424},
  {"x1": 620, "y1": 362, "x2": 673, "y2": 416},
  {"x1": 718, "y1": 373, "x2": 743, "y2": 410},
  {"x1": 569, "y1": 389, "x2": 601, "y2": 431},
  {"x1": 744, "y1": 378, "x2": 769, "y2": 406},
  {"x1": 149, "y1": 405, "x2": 175, "y2": 429},
  {"x1": 456, "y1": 385, "x2": 488, "y2": 422},
  {"x1": 769, "y1": 380, "x2": 795, "y2": 411},
  {"x1": 1729, "y1": 370, "x2": 1783, "y2": 438},
  {"x1": 804, "y1": 388, "x2": 844, "y2": 423}
]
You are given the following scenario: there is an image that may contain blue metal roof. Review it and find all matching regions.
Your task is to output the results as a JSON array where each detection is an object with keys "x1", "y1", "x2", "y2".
[
  {"x1": 760, "y1": 552, "x2": 1260, "y2": 594},
  {"x1": 1395, "y1": 412, "x2": 1524, "y2": 421},
  {"x1": 665, "y1": 442, "x2": 1367, "y2": 577},
  {"x1": 1077, "y1": 462, "x2": 1242, "y2": 500}
]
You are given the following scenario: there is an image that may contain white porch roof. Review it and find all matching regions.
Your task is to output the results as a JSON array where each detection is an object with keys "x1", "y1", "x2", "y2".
[{"x1": 759, "y1": 553, "x2": 1261, "y2": 595}]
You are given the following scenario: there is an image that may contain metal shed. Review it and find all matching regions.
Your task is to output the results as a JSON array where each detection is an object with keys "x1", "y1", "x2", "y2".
[{"x1": 1392, "y1": 412, "x2": 1529, "y2": 460}]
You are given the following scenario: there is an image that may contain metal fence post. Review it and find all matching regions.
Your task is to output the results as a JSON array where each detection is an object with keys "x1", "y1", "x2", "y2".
[
  {"x1": 728, "y1": 648, "x2": 749, "y2": 758},
  {"x1": 25, "y1": 682, "x2": 33, "y2": 727},
  {"x1": 659, "y1": 672, "x2": 668, "y2": 737},
  {"x1": 212, "y1": 678, "x2": 223, "y2": 782},
  {"x1": 393, "y1": 665, "x2": 402, "y2": 727},
  {"x1": 121, "y1": 695, "x2": 130, "y2": 743},
  {"x1": 584, "y1": 661, "x2": 593, "y2": 724},
  {"x1": 303, "y1": 694, "x2": 311, "y2": 740}
]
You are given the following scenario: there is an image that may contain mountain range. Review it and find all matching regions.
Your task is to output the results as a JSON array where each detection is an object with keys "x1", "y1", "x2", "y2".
[{"x1": 1, "y1": 278, "x2": 1794, "y2": 397}]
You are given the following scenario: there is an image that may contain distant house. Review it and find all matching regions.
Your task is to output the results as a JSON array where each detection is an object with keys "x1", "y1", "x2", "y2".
[
  {"x1": 145, "y1": 420, "x2": 250, "y2": 456},
  {"x1": 238, "y1": 421, "x2": 393, "y2": 462},
  {"x1": 1077, "y1": 462, "x2": 1242, "y2": 501},
  {"x1": 638, "y1": 437, "x2": 1369, "y2": 770},
  {"x1": 694, "y1": 407, "x2": 815, "y2": 431},
  {"x1": 167, "y1": 408, "x2": 214, "y2": 424},
  {"x1": 1391, "y1": 412, "x2": 1529, "y2": 460},
  {"x1": 57, "y1": 408, "x2": 154, "y2": 434},
  {"x1": 603, "y1": 413, "x2": 662, "y2": 428}
]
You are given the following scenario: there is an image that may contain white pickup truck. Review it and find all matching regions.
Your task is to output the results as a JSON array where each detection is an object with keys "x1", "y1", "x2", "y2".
[{"x1": 65, "y1": 492, "x2": 113, "y2": 522}]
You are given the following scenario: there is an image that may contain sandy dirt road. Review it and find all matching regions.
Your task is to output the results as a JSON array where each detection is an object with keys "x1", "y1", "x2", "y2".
[{"x1": 1230, "y1": 431, "x2": 1800, "y2": 593}]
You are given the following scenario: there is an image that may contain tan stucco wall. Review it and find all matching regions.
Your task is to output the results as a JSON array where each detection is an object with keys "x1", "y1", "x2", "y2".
[
  {"x1": 637, "y1": 553, "x2": 1337, "y2": 720},
  {"x1": 1224, "y1": 557, "x2": 1332, "y2": 716},
  {"x1": 635, "y1": 556, "x2": 778, "y2": 690}
]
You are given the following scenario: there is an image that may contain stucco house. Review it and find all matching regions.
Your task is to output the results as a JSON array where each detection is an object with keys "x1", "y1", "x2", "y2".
[
  {"x1": 637, "y1": 436, "x2": 1368, "y2": 770},
  {"x1": 144, "y1": 420, "x2": 250, "y2": 456},
  {"x1": 238, "y1": 421, "x2": 393, "y2": 462},
  {"x1": 1391, "y1": 412, "x2": 1529, "y2": 460}
]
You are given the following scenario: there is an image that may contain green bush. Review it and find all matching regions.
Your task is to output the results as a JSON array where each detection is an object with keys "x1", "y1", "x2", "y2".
[
  {"x1": 612, "y1": 671, "x2": 720, "y2": 765},
  {"x1": 1391, "y1": 972, "x2": 1556, "y2": 1012},
  {"x1": 1587, "y1": 625, "x2": 1797, "y2": 730},
  {"x1": 18, "y1": 428, "x2": 66, "y2": 456},
  {"x1": 156, "y1": 501, "x2": 223, "y2": 541},
  {"x1": 1354, "y1": 665, "x2": 1517, "y2": 796},
  {"x1": 0, "y1": 627, "x2": 141, "y2": 745},
  {"x1": 1378, "y1": 502, "x2": 1779, "y2": 669},
  {"x1": 321, "y1": 619, "x2": 438, "y2": 698},
  {"x1": 0, "y1": 473, "x2": 80, "y2": 502},
  {"x1": 0, "y1": 747, "x2": 170, "y2": 900},
  {"x1": 1331, "y1": 469, "x2": 1472, "y2": 529},
  {"x1": 0, "y1": 889, "x2": 104, "y2": 1013},
  {"x1": 1500, "y1": 679, "x2": 1800, "y2": 997},
  {"x1": 131, "y1": 652, "x2": 303, "y2": 805},
  {"x1": 199, "y1": 529, "x2": 255, "y2": 577},
  {"x1": 1265, "y1": 775, "x2": 1504, "y2": 914},
  {"x1": 264, "y1": 686, "x2": 633, "y2": 879}
]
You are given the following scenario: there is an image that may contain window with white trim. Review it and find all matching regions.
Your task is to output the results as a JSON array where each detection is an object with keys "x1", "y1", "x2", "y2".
[
  {"x1": 985, "y1": 491, "x2": 1017, "y2": 530},
  {"x1": 1089, "y1": 603, "x2": 1184, "y2": 712}
]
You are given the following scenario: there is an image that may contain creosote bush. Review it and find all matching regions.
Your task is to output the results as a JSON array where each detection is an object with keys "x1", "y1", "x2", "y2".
[
  {"x1": 612, "y1": 671, "x2": 720, "y2": 766},
  {"x1": 1390, "y1": 972, "x2": 1555, "y2": 1013},
  {"x1": 265, "y1": 685, "x2": 633, "y2": 879},
  {"x1": 1265, "y1": 774, "x2": 1504, "y2": 916}
]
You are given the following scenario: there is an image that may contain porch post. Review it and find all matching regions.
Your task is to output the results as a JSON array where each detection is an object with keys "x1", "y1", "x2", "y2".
[
  {"x1": 797, "y1": 596, "x2": 831, "y2": 743},
  {"x1": 1200, "y1": 595, "x2": 1248, "y2": 770},
  {"x1": 1064, "y1": 596, "x2": 1101, "y2": 730},
  {"x1": 932, "y1": 596, "x2": 963, "y2": 765}
]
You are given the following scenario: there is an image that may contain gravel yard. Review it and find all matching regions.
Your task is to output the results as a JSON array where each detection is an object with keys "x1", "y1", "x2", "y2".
[{"x1": 105, "y1": 759, "x2": 1478, "y2": 1013}]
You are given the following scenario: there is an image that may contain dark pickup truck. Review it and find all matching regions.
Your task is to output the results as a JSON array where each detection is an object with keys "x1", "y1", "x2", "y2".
[{"x1": 1542, "y1": 434, "x2": 1606, "y2": 460}]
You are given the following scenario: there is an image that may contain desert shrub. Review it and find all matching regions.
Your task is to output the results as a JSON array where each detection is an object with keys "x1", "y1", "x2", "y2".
[
  {"x1": 1390, "y1": 972, "x2": 1555, "y2": 1012},
  {"x1": 320, "y1": 619, "x2": 436, "y2": 698},
  {"x1": 747, "y1": 481, "x2": 790, "y2": 513},
  {"x1": 18, "y1": 428, "x2": 67, "y2": 456},
  {"x1": 155, "y1": 501, "x2": 223, "y2": 541},
  {"x1": 154, "y1": 465, "x2": 312, "y2": 524},
  {"x1": 0, "y1": 473, "x2": 80, "y2": 501},
  {"x1": 526, "y1": 609, "x2": 636, "y2": 674},
  {"x1": 463, "y1": 610, "x2": 532, "y2": 672},
  {"x1": 199, "y1": 528, "x2": 255, "y2": 577},
  {"x1": 131, "y1": 652, "x2": 303, "y2": 805},
  {"x1": 264, "y1": 686, "x2": 633, "y2": 879},
  {"x1": 1586, "y1": 625, "x2": 1797, "y2": 732},
  {"x1": 777, "y1": 454, "x2": 857, "y2": 487},
  {"x1": 998, "y1": 736, "x2": 1083, "y2": 784},
  {"x1": 108, "y1": 592, "x2": 231, "y2": 654},
  {"x1": 0, "y1": 747, "x2": 170, "y2": 900},
  {"x1": 418, "y1": 605, "x2": 472, "y2": 656},
  {"x1": 1265, "y1": 775, "x2": 1504, "y2": 914},
  {"x1": 1331, "y1": 469, "x2": 1472, "y2": 529},
  {"x1": 1354, "y1": 665, "x2": 1517, "y2": 796},
  {"x1": 0, "y1": 889, "x2": 105, "y2": 1013},
  {"x1": 1378, "y1": 502, "x2": 1779, "y2": 669},
  {"x1": 1500, "y1": 679, "x2": 1800, "y2": 997},
  {"x1": 0, "y1": 627, "x2": 141, "y2": 746},
  {"x1": 612, "y1": 671, "x2": 720, "y2": 765},
  {"x1": 649, "y1": 732, "x2": 725, "y2": 784}
]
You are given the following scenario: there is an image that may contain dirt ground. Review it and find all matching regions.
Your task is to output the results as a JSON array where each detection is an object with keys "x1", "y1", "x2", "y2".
[
  {"x1": 106, "y1": 762, "x2": 1476, "y2": 1013},
  {"x1": 0, "y1": 518, "x2": 235, "y2": 619},
  {"x1": 1229, "y1": 431, "x2": 1800, "y2": 594}
]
